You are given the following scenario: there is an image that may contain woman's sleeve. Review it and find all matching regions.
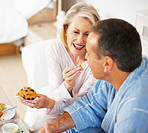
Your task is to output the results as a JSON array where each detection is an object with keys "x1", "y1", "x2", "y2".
[
  {"x1": 47, "y1": 72, "x2": 97, "y2": 115},
  {"x1": 45, "y1": 40, "x2": 71, "y2": 101},
  {"x1": 76, "y1": 74, "x2": 97, "y2": 97}
]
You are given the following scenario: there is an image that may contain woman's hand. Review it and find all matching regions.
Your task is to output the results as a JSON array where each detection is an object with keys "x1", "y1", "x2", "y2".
[
  {"x1": 21, "y1": 93, "x2": 55, "y2": 109},
  {"x1": 63, "y1": 65, "x2": 81, "y2": 94}
]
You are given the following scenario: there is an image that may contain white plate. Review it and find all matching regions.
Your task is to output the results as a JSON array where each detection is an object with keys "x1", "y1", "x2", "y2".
[{"x1": 0, "y1": 104, "x2": 16, "y2": 121}]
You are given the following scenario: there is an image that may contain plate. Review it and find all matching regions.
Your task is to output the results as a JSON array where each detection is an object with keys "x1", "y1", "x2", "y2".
[
  {"x1": 0, "y1": 104, "x2": 15, "y2": 121},
  {"x1": 0, "y1": 118, "x2": 30, "y2": 133}
]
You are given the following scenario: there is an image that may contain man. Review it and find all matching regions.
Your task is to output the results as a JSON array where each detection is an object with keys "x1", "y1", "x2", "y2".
[{"x1": 38, "y1": 18, "x2": 148, "y2": 133}]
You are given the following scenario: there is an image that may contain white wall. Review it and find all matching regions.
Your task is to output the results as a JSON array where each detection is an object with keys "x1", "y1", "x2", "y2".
[
  {"x1": 84, "y1": 0, "x2": 148, "y2": 56},
  {"x1": 84, "y1": 0, "x2": 148, "y2": 26}
]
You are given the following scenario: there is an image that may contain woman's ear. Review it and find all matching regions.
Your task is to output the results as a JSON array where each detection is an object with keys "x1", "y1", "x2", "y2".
[
  {"x1": 103, "y1": 56, "x2": 114, "y2": 72},
  {"x1": 64, "y1": 25, "x2": 68, "y2": 34}
]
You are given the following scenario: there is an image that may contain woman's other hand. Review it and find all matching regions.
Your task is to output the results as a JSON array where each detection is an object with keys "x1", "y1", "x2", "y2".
[
  {"x1": 63, "y1": 65, "x2": 81, "y2": 94},
  {"x1": 21, "y1": 94, "x2": 55, "y2": 109}
]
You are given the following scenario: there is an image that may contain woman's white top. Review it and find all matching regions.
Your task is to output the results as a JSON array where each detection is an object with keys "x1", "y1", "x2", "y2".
[{"x1": 45, "y1": 39, "x2": 97, "y2": 114}]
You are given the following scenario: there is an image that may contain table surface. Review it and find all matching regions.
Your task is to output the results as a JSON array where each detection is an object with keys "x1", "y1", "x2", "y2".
[
  {"x1": 0, "y1": 87, "x2": 18, "y2": 119},
  {"x1": 0, "y1": 87, "x2": 30, "y2": 133},
  {"x1": 0, "y1": 87, "x2": 11, "y2": 104}
]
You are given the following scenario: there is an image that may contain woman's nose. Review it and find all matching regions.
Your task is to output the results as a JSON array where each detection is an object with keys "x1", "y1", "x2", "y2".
[{"x1": 77, "y1": 34, "x2": 84, "y2": 44}]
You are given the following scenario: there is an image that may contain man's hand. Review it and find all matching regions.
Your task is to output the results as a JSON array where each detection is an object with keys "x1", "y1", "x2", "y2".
[
  {"x1": 38, "y1": 126, "x2": 45, "y2": 133},
  {"x1": 45, "y1": 122, "x2": 58, "y2": 133},
  {"x1": 38, "y1": 112, "x2": 75, "y2": 133},
  {"x1": 38, "y1": 122, "x2": 58, "y2": 133}
]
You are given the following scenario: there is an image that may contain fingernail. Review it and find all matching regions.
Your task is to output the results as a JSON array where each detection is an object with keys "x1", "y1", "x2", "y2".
[
  {"x1": 77, "y1": 71, "x2": 81, "y2": 74},
  {"x1": 76, "y1": 67, "x2": 81, "y2": 70}
]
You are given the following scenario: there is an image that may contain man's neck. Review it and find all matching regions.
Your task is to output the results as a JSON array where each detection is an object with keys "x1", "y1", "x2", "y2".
[{"x1": 108, "y1": 70, "x2": 130, "y2": 91}]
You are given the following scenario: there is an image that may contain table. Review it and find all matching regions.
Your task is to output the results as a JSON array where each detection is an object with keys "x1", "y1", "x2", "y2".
[
  {"x1": 0, "y1": 87, "x2": 13, "y2": 104},
  {"x1": 0, "y1": 87, "x2": 30, "y2": 133},
  {"x1": 0, "y1": 87, "x2": 18, "y2": 119}
]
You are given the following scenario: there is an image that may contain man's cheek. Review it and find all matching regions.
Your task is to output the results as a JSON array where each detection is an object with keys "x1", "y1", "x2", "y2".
[{"x1": 89, "y1": 60, "x2": 93, "y2": 68}]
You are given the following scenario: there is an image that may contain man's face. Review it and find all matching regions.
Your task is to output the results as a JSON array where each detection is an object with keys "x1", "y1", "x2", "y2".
[{"x1": 86, "y1": 32, "x2": 105, "y2": 79}]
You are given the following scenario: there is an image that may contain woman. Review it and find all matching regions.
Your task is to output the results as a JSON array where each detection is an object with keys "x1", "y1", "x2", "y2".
[{"x1": 21, "y1": 2, "x2": 100, "y2": 132}]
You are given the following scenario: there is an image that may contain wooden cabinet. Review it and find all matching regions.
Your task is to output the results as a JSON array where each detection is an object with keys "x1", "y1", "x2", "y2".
[{"x1": 0, "y1": 43, "x2": 17, "y2": 56}]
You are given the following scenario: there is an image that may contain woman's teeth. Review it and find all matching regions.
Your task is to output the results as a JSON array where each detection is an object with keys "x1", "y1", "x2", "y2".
[{"x1": 73, "y1": 43, "x2": 85, "y2": 50}]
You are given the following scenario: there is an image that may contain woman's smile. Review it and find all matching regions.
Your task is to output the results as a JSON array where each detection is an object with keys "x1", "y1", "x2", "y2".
[
  {"x1": 66, "y1": 16, "x2": 92, "y2": 57},
  {"x1": 72, "y1": 43, "x2": 85, "y2": 50}
]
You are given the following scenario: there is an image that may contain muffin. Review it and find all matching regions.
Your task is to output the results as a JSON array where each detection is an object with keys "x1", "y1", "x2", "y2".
[
  {"x1": 0, "y1": 110, "x2": 3, "y2": 117},
  {"x1": 0, "y1": 103, "x2": 6, "y2": 111},
  {"x1": 0, "y1": 103, "x2": 6, "y2": 117},
  {"x1": 16, "y1": 86, "x2": 37, "y2": 101},
  {"x1": 77, "y1": 64, "x2": 83, "y2": 71}
]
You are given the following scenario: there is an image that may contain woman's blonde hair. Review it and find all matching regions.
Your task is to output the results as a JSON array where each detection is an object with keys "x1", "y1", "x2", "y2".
[{"x1": 60, "y1": 2, "x2": 100, "y2": 47}]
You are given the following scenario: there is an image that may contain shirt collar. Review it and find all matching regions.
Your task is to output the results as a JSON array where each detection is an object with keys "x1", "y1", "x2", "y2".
[{"x1": 116, "y1": 56, "x2": 147, "y2": 98}]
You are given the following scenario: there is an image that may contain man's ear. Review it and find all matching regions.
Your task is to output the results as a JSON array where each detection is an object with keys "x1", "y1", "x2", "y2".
[{"x1": 103, "y1": 56, "x2": 114, "y2": 72}]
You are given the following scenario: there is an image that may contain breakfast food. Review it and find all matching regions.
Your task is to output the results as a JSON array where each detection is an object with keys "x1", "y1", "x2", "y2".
[
  {"x1": 77, "y1": 64, "x2": 83, "y2": 71},
  {"x1": 16, "y1": 86, "x2": 37, "y2": 101},
  {"x1": 0, "y1": 110, "x2": 3, "y2": 117},
  {"x1": 0, "y1": 103, "x2": 6, "y2": 111},
  {"x1": 10, "y1": 126, "x2": 17, "y2": 132},
  {"x1": 0, "y1": 103, "x2": 6, "y2": 117}
]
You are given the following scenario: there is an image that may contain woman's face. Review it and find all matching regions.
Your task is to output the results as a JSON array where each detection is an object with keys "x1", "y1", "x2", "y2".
[{"x1": 65, "y1": 16, "x2": 92, "y2": 56}]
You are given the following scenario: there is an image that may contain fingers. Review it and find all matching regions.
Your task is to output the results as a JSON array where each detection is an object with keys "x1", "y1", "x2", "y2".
[
  {"x1": 66, "y1": 70, "x2": 81, "y2": 82},
  {"x1": 21, "y1": 99, "x2": 38, "y2": 108},
  {"x1": 63, "y1": 65, "x2": 82, "y2": 92},
  {"x1": 44, "y1": 122, "x2": 57, "y2": 133},
  {"x1": 63, "y1": 65, "x2": 81, "y2": 80},
  {"x1": 38, "y1": 122, "x2": 58, "y2": 133},
  {"x1": 44, "y1": 122, "x2": 51, "y2": 133},
  {"x1": 21, "y1": 94, "x2": 47, "y2": 108},
  {"x1": 63, "y1": 65, "x2": 75, "y2": 76},
  {"x1": 64, "y1": 71, "x2": 81, "y2": 92},
  {"x1": 37, "y1": 127, "x2": 46, "y2": 133}
]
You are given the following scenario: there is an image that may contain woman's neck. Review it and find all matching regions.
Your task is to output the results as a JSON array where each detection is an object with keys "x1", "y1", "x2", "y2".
[{"x1": 68, "y1": 51, "x2": 86, "y2": 65}]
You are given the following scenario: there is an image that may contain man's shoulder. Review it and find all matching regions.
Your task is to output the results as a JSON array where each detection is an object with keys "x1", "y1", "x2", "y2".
[{"x1": 118, "y1": 75, "x2": 148, "y2": 113}]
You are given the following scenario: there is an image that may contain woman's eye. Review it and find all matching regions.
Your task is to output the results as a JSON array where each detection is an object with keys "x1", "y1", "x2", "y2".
[
  {"x1": 84, "y1": 33, "x2": 89, "y2": 36},
  {"x1": 73, "y1": 31, "x2": 79, "y2": 34}
]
